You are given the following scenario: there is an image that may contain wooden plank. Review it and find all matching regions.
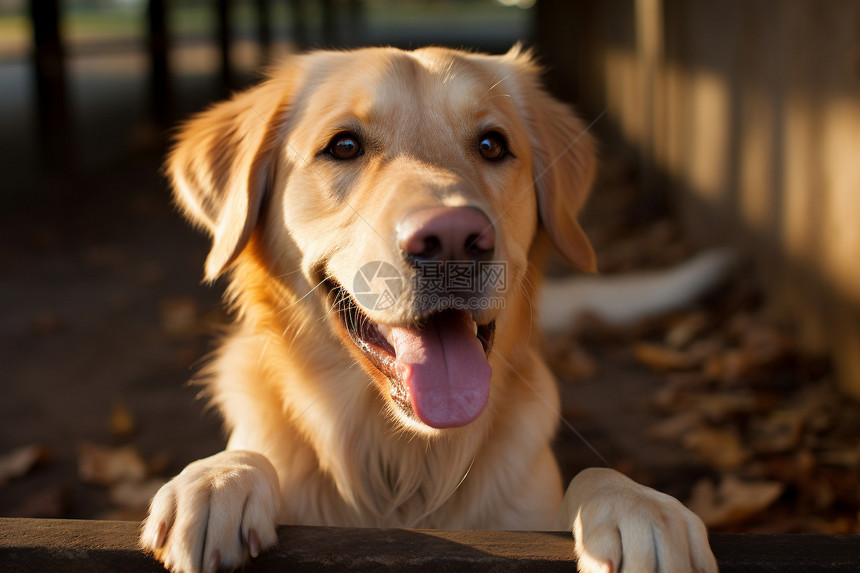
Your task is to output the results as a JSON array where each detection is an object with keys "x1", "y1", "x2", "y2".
[{"x1": 2, "y1": 518, "x2": 860, "y2": 572}]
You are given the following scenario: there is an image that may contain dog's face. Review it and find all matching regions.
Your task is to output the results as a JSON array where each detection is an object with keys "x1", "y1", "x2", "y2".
[{"x1": 168, "y1": 46, "x2": 596, "y2": 433}]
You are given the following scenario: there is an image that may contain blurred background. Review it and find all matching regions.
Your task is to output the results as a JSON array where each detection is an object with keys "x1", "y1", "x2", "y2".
[{"x1": 1, "y1": 0, "x2": 859, "y2": 534}]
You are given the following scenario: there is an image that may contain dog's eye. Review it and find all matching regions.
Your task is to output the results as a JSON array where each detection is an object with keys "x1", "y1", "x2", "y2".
[
  {"x1": 478, "y1": 132, "x2": 508, "y2": 161},
  {"x1": 327, "y1": 132, "x2": 363, "y2": 160}
]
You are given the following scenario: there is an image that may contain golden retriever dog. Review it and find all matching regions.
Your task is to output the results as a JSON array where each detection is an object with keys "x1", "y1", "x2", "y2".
[{"x1": 141, "y1": 46, "x2": 718, "y2": 573}]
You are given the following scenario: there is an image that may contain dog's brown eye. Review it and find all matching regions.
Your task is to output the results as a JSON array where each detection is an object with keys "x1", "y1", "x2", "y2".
[
  {"x1": 478, "y1": 132, "x2": 507, "y2": 161},
  {"x1": 327, "y1": 132, "x2": 362, "y2": 160}
]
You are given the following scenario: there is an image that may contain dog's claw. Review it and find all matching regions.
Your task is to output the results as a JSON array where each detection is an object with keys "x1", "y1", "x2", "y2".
[
  {"x1": 248, "y1": 528, "x2": 261, "y2": 558},
  {"x1": 207, "y1": 549, "x2": 221, "y2": 573}
]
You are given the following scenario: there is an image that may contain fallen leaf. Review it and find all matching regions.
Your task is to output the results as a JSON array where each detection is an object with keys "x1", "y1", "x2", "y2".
[
  {"x1": 77, "y1": 442, "x2": 147, "y2": 486},
  {"x1": 110, "y1": 478, "x2": 165, "y2": 510},
  {"x1": 665, "y1": 312, "x2": 709, "y2": 349},
  {"x1": 648, "y1": 411, "x2": 704, "y2": 442},
  {"x1": 651, "y1": 384, "x2": 688, "y2": 412},
  {"x1": 703, "y1": 349, "x2": 750, "y2": 384},
  {"x1": 0, "y1": 444, "x2": 50, "y2": 484},
  {"x1": 817, "y1": 447, "x2": 860, "y2": 468},
  {"x1": 634, "y1": 342, "x2": 699, "y2": 372},
  {"x1": 750, "y1": 408, "x2": 806, "y2": 454},
  {"x1": 110, "y1": 401, "x2": 136, "y2": 439},
  {"x1": 697, "y1": 392, "x2": 756, "y2": 423},
  {"x1": 685, "y1": 337, "x2": 724, "y2": 364},
  {"x1": 683, "y1": 427, "x2": 750, "y2": 470},
  {"x1": 159, "y1": 297, "x2": 200, "y2": 337},
  {"x1": 554, "y1": 345, "x2": 598, "y2": 381},
  {"x1": 650, "y1": 374, "x2": 709, "y2": 413},
  {"x1": 741, "y1": 325, "x2": 791, "y2": 367},
  {"x1": 687, "y1": 475, "x2": 784, "y2": 528}
]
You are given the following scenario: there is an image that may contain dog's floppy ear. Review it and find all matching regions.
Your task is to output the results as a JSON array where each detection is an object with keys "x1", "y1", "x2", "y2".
[
  {"x1": 168, "y1": 75, "x2": 293, "y2": 280},
  {"x1": 505, "y1": 47, "x2": 597, "y2": 273}
]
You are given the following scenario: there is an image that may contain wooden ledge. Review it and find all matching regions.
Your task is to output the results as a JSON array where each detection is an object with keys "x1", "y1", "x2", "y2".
[{"x1": 1, "y1": 518, "x2": 859, "y2": 571}]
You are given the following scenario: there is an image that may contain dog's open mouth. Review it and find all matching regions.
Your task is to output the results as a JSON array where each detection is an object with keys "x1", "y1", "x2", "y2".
[{"x1": 326, "y1": 281, "x2": 495, "y2": 429}]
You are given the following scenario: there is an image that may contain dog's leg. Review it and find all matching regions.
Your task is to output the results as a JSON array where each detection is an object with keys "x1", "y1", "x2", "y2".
[
  {"x1": 140, "y1": 450, "x2": 281, "y2": 573},
  {"x1": 558, "y1": 468, "x2": 717, "y2": 573}
]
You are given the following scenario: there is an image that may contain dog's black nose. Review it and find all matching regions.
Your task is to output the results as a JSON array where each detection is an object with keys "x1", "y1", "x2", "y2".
[{"x1": 397, "y1": 206, "x2": 495, "y2": 263}]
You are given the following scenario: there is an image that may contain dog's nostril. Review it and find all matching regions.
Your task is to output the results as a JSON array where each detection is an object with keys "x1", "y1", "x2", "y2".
[
  {"x1": 419, "y1": 236, "x2": 442, "y2": 259},
  {"x1": 465, "y1": 233, "x2": 492, "y2": 257}
]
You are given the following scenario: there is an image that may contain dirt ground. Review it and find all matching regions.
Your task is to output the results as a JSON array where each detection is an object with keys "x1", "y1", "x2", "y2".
[{"x1": 1, "y1": 138, "x2": 858, "y2": 535}]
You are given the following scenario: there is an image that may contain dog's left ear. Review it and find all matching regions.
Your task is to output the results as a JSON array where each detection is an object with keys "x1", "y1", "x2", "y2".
[{"x1": 504, "y1": 47, "x2": 597, "y2": 273}]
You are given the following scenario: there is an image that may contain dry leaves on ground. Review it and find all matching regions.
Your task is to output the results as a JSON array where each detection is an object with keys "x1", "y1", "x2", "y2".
[
  {"x1": 688, "y1": 475, "x2": 784, "y2": 528},
  {"x1": 77, "y1": 441, "x2": 167, "y2": 520},
  {"x1": 627, "y1": 265, "x2": 857, "y2": 532},
  {"x1": 562, "y1": 207, "x2": 859, "y2": 533},
  {"x1": 0, "y1": 444, "x2": 50, "y2": 485}
]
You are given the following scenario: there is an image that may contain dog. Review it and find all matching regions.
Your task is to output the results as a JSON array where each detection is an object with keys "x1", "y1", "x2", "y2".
[{"x1": 140, "y1": 46, "x2": 718, "y2": 573}]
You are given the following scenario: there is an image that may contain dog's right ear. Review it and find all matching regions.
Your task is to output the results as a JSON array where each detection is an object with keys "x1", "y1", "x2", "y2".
[
  {"x1": 502, "y1": 46, "x2": 597, "y2": 273},
  {"x1": 168, "y1": 75, "x2": 294, "y2": 280}
]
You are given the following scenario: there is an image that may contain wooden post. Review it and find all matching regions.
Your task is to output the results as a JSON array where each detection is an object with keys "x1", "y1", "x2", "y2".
[
  {"x1": 534, "y1": 0, "x2": 581, "y2": 102},
  {"x1": 289, "y1": 0, "x2": 309, "y2": 50},
  {"x1": 216, "y1": 0, "x2": 234, "y2": 92},
  {"x1": 255, "y1": 0, "x2": 272, "y2": 64},
  {"x1": 321, "y1": 0, "x2": 336, "y2": 47},
  {"x1": 28, "y1": 0, "x2": 70, "y2": 172},
  {"x1": 147, "y1": 0, "x2": 171, "y2": 125}
]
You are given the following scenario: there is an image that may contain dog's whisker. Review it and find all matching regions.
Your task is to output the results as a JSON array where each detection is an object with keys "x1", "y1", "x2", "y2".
[
  {"x1": 271, "y1": 268, "x2": 304, "y2": 280},
  {"x1": 275, "y1": 278, "x2": 328, "y2": 318}
]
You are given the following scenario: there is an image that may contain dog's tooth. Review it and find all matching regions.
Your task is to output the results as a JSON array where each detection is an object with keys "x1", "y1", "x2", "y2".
[{"x1": 472, "y1": 320, "x2": 478, "y2": 336}]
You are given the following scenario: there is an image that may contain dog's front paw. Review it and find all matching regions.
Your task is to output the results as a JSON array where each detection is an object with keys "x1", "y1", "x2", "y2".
[
  {"x1": 561, "y1": 468, "x2": 717, "y2": 573},
  {"x1": 140, "y1": 450, "x2": 281, "y2": 573}
]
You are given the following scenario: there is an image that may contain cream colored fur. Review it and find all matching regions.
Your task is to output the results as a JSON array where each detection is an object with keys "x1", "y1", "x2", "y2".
[{"x1": 140, "y1": 46, "x2": 717, "y2": 573}]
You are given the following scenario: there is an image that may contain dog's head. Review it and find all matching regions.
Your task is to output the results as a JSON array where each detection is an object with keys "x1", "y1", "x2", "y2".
[{"x1": 169, "y1": 46, "x2": 595, "y2": 433}]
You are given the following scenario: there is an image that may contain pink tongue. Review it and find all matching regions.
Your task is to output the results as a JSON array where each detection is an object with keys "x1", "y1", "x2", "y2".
[{"x1": 386, "y1": 311, "x2": 491, "y2": 429}]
